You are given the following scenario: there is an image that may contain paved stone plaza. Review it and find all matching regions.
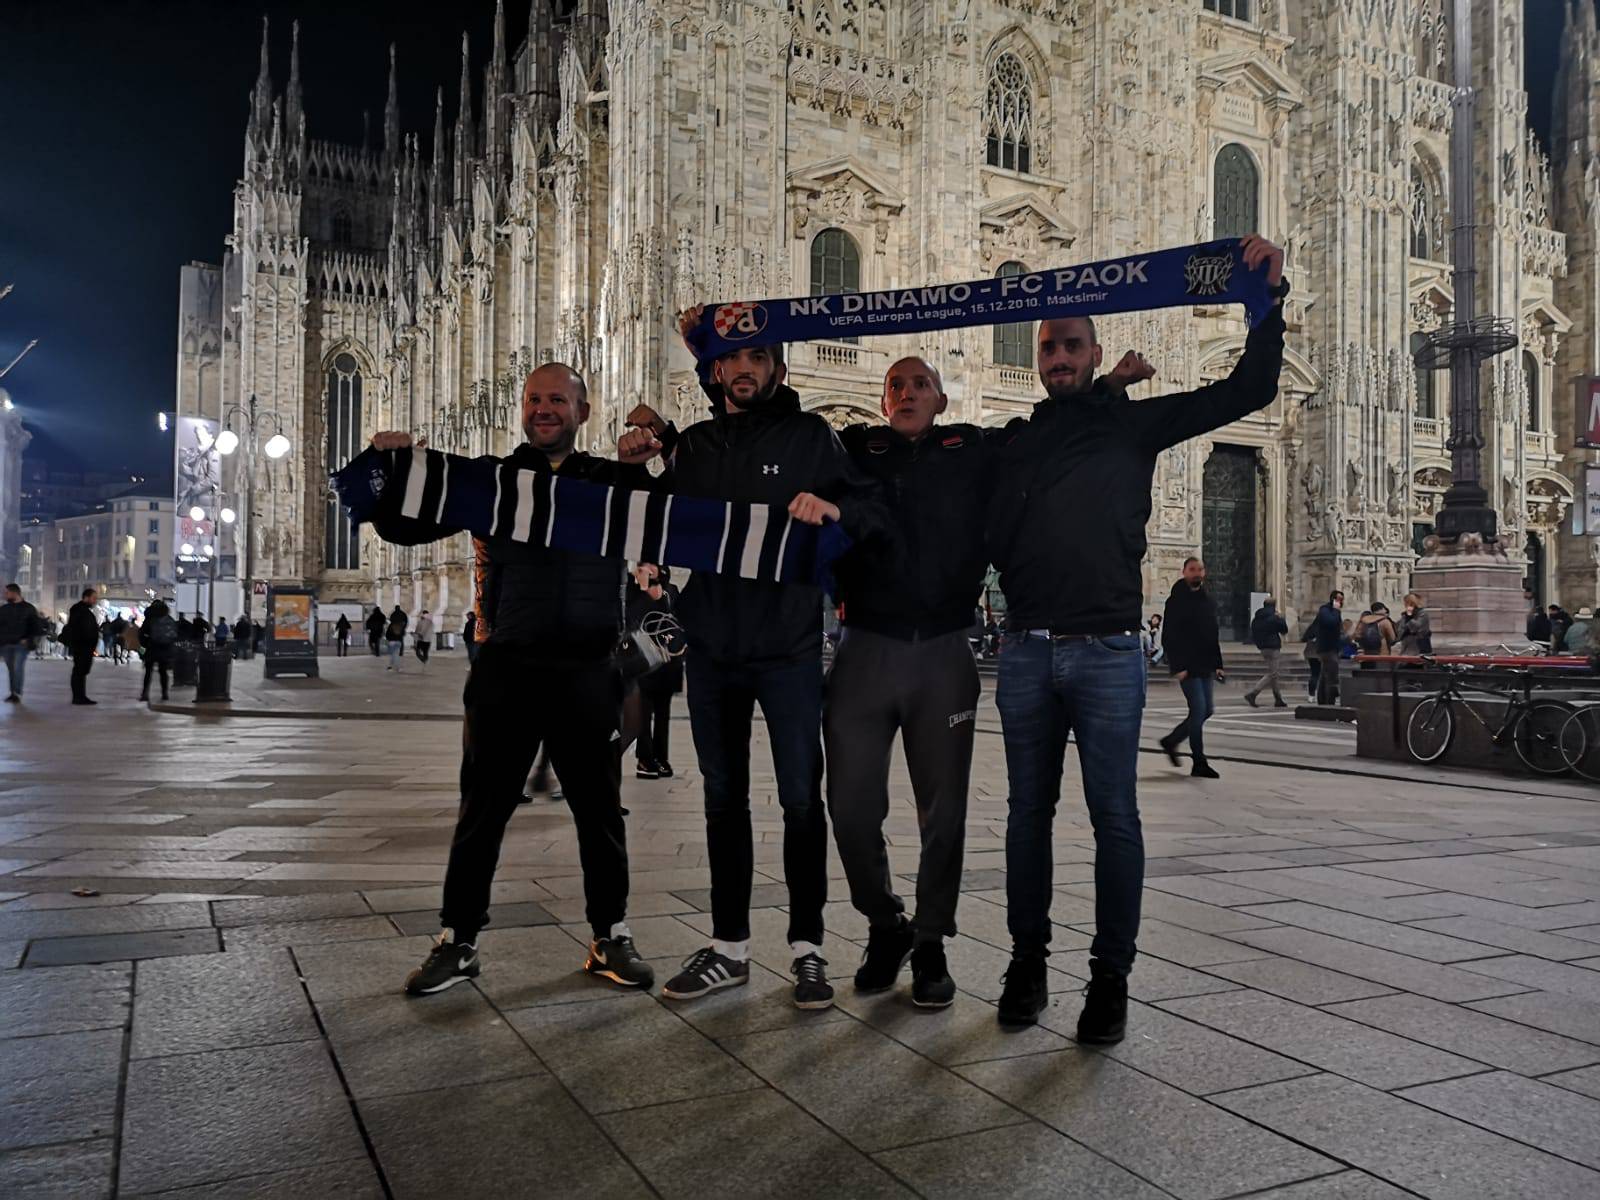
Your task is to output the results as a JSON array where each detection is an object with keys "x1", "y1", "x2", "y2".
[{"x1": 3, "y1": 652, "x2": 1600, "y2": 1198}]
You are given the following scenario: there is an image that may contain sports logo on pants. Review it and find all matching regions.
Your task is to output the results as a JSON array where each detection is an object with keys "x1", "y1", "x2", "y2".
[
  {"x1": 713, "y1": 302, "x2": 768, "y2": 340},
  {"x1": 1183, "y1": 253, "x2": 1234, "y2": 297}
]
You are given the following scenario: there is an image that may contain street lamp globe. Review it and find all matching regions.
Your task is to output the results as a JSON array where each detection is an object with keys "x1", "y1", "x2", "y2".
[
  {"x1": 215, "y1": 429, "x2": 239, "y2": 455},
  {"x1": 203, "y1": 545, "x2": 215, "y2": 557},
  {"x1": 189, "y1": 505, "x2": 205, "y2": 521},
  {"x1": 220, "y1": 507, "x2": 236, "y2": 524},
  {"x1": 180, "y1": 543, "x2": 194, "y2": 556},
  {"x1": 263, "y1": 433, "x2": 291, "y2": 460}
]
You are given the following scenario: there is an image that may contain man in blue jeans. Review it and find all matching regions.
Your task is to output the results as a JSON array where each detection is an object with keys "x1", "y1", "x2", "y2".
[
  {"x1": 1158, "y1": 557, "x2": 1225, "y2": 779},
  {"x1": 986, "y1": 234, "x2": 1286, "y2": 1042}
]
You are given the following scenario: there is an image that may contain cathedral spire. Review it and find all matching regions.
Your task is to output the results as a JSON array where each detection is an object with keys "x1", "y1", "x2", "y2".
[
  {"x1": 250, "y1": 15, "x2": 273, "y2": 138},
  {"x1": 455, "y1": 31, "x2": 475, "y2": 206},
  {"x1": 384, "y1": 44, "x2": 401, "y2": 163},
  {"x1": 527, "y1": 0, "x2": 557, "y2": 111},
  {"x1": 485, "y1": 0, "x2": 507, "y2": 176},
  {"x1": 285, "y1": 20, "x2": 303, "y2": 151},
  {"x1": 430, "y1": 86, "x2": 447, "y2": 241}
]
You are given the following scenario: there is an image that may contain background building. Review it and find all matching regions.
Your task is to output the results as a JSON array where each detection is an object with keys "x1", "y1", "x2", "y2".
[
  {"x1": 19, "y1": 491, "x2": 175, "y2": 622},
  {"x1": 0, "y1": 392, "x2": 29, "y2": 585},
  {"x1": 176, "y1": 0, "x2": 1600, "y2": 640}
]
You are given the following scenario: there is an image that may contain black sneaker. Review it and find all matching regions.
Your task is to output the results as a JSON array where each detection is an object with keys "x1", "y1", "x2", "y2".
[
  {"x1": 1076, "y1": 961, "x2": 1129, "y2": 1045},
  {"x1": 792, "y1": 952, "x2": 834, "y2": 1010},
  {"x1": 662, "y1": 947, "x2": 749, "y2": 1000},
  {"x1": 635, "y1": 763, "x2": 660, "y2": 779},
  {"x1": 1158, "y1": 735, "x2": 1180, "y2": 766},
  {"x1": 5, "y1": 694, "x2": 18, "y2": 703},
  {"x1": 997, "y1": 955, "x2": 1048, "y2": 1026},
  {"x1": 1243, "y1": 693, "x2": 1258, "y2": 708},
  {"x1": 656, "y1": 763, "x2": 674, "y2": 778},
  {"x1": 853, "y1": 919, "x2": 914, "y2": 992},
  {"x1": 910, "y1": 942, "x2": 956, "y2": 1009},
  {"x1": 585, "y1": 935, "x2": 655, "y2": 989},
  {"x1": 1191, "y1": 761, "x2": 1220, "y2": 779},
  {"x1": 404, "y1": 931, "x2": 480, "y2": 996}
]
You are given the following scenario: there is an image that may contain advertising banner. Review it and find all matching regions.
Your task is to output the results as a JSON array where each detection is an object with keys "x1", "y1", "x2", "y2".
[{"x1": 1579, "y1": 377, "x2": 1600, "y2": 450}]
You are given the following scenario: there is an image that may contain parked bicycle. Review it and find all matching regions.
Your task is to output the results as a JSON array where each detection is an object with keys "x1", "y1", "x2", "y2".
[
  {"x1": 1404, "y1": 664, "x2": 1576, "y2": 775},
  {"x1": 1559, "y1": 703, "x2": 1599, "y2": 783}
]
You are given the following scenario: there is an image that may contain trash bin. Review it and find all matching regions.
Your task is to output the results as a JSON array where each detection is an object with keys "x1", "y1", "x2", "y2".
[
  {"x1": 171, "y1": 642, "x2": 200, "y2": 687},
  {"x1": 195, "y1": 646, "x2": 234, "y2": 702}
]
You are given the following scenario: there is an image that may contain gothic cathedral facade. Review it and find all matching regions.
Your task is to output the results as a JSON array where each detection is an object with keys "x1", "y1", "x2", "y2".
[{"x1": 176, "y1": 0, "x2": 1600, "y2": 639}]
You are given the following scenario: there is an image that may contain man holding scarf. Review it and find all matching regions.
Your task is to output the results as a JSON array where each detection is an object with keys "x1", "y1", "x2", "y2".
[
  {"x1": 370, "y1": 362, "x2": 656, "y2": 998},
  {"x1": 989, "y1": 234, "x2": 1286, "y2": 1042},
  {"x1": 619, "y1": 323, "x2": 891, "y2": 1011}
]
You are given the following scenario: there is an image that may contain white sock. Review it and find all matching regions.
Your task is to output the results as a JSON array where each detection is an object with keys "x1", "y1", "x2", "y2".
[
  {"x1": 712, "y1": 938, "x2": 750, "y2": 962},
  {"x1": 790, "y1": 940, "x2": 822, "y2": 959},
  {"x1": 607, "y1": 922, "x2": 632, "y2": 941}
]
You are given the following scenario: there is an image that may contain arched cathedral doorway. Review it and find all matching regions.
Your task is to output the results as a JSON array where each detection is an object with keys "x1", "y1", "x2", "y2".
[{"x1": 1202, "y1": 445, "x2": 1260, "y2": 642}]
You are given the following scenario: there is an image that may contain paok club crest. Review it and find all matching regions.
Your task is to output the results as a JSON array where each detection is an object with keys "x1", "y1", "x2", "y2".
[
  {"x1": 712, "y1": 301, "x2": 769, "y2": 340},
  {"x1": 1183, "y1": 252, "x2": 1234, "y2": 298}
]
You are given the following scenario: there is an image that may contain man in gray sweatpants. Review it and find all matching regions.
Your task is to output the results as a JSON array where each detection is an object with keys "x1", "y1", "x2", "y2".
[{"x1": 827, "y1": 357, "x2": 990, "y2": 1008}]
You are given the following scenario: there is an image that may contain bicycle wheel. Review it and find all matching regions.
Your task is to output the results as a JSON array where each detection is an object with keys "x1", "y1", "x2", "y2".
[
  {"x1": 1406, "y1": 697, "x2": 1454, "y2": 763},
  {"x1": 1559, "y1": 706, "x2": 1600, "y2": 783},
  {"x1": 1513, "y1": 701, "x2": 1576, "y2": 776}
]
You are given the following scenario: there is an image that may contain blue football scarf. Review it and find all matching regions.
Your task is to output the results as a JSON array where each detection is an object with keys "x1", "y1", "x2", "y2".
[
  {"x1": 685, "y1": 238, "x2": 1273, "y2": 364},
  {"x1": 331, "y1": 446, "x2": 850, "y2": 587}
]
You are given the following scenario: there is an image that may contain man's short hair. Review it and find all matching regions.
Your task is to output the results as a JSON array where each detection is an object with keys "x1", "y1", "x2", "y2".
[
  {"x1": 525, "y1": 362, "x2": 587, "y2": 407},
  {"x1": 885, "y1": 355, "x2": 943, "y2": 393},
  {"x1": 1330, "y1": 590, "x2": 1344, "y2": 602},
  {"x1": 4, "y1": 582, "x2": 18, "y2": 593},
  {"x1": 81, "y1": 587, "x2": 96, "y2": 599},
  {"x1": 717, "y1": 343, "x2": 785, "y2": 370},
  {"x1": 1183, "y1": 556, "x2": 1201, "y2": 568}
]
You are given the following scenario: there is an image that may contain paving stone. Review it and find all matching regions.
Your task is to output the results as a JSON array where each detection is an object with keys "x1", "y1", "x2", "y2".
[
  {"x1": 1465, "y1": 991, "x2": 1600, "y2": 1046},
  {"x1": 1121, "y1": 955, "x2": 1244, "y2": 1002},
  {"x1": 318, "y1": 986, "x2": 543, "y2": 1099},
  {"x1": 221, "y1": 915, "x2": 399, "y2": 951},
  {"x1": 1110, "y1": 918, "x2": 1271, "y2": 968},
  {"x1": 539, "y1": 889, "x2": 695, "y2": 923},
  {"x1": 0, "y1": 1027, "x2": 121, "y2": 1151},
  {"x1": 123, "y1": 1157, "x2": 384, "y2": 1199},
  {"x1": 468, "y1": 924, "x2": 634, "y2": 1009},
  {"x1": 1145, "y1": 875, "x2": 1287, "y2": 906},
  {"x1": 1543, "y1": 1065, "x2": 1600, "y2": 1101},
  {"x1": 0, "y1": 900, "x2": 213, "y2": 940},
  {"x1": 1202, "y1": 956, "x2": 1396, "y2": 1005},
  {"x1": 1136, "y1": 889, "x2": 1285, "y2": 934},
  {"x1": 1401, "y1": 916, "x2": 1600, "y2": 961},
  {"x1": 293, "y1": 933, "x2": 437, "y2": 1003},
  {"x1": 666, "y1": 958, "x2": 854, "y2": 1040},
  {"x1": 0, "y1": 938, "x2": 22, "y2": 968},
  {"x1": 872, "y1": 1120, "x2": 1168, "y2": 1199},
  {"x1": 1232, "y1": 902, "x2": 1504, "y2": 963},
  {"x1": 669, "y1": 883, "x2": 791, "y2": 912},
  {"x1": 600, "y1": 1088, "x2": 913, "y2": 1199},
  {"x1": 957, "y1": 1050, "x2": 1335, "y2": 1200},
  {"x1": 1080, "y1": 999, "x2": 1315, "y2": 1095},
  {"x1": 120, "y1": 1041, "x2": 367, "y2": 1194},
  {"x1": 1236, "y1": 1172, "x2": 1417, "y2": 1198},
  {"x1": 835, "y1": 989, "x2": 1072, "y2": 1066},
  {"x1": 210, "y1": 892, "x2": 372, "y2": 927},
  {"x1": 133, "y1": 947, "x2": 318, "y2": 1058},
  {"x1": 1398, "y1": 1071, "x2": 1600, "y2": 1170},
  {"x1": 0, "y1": 1139, "x2": 114, "y2": 1199},
  {"x1": 506, "y1": 994, "x2": 760, "y2": 1113},
  {"x1": 559, "y1": 912, "x2": 707, "y2": 958},
  {"x1": 24, "y1": 925, "x2": 221, "y2": 966},
  {"x1": 723, "y1": 1019, "x2": 1027, "y2": 1153},
  {"x1": 389, "y1": 900, "x2": 556, "y2": 935},
  {"x1": 0, "y1": 961, "x2": 130, "y2": 1036},
  {"x1": 1213, "y1": 1073, "x2": 1600, "y2": 1199},
  {"x1": 1323, "y1": 993, "x2": 1600, "y2": 1076},
  {"x1": 1161, "y1": 990, "x2": 1486, "y2": 1089},
  {"x1": 1457, "y1": 955, "x2": 1600, "y2": 1002},
  {"x1": 1222, "y1": 927, "x2": 1531, "y2": 1003},
  {"x1": 362, "y1": 1075, "x2": 651, "y2": 1200}
]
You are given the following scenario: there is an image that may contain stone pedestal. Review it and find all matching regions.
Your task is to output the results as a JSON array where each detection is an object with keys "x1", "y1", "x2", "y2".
[{"x1": 1410, "y1": 539, "x2": 1529, "y2": 649}]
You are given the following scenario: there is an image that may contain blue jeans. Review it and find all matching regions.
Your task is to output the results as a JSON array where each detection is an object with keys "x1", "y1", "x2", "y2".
[
  {"x1": 686, "y1": 650, "x2": 827, "y2": 946},
  {"x1": 386, "y1": 639, "x2": 404, "y2": 668},
  {"x1": 997, "y1": 632, "x2": 1146, "y2": 974},
  {"x1": 1170, "y1": 673, "x2": 1217, "y2": 763},
  {"x1": 1, "y1": 644, "x2": 26, "y2": 696}
]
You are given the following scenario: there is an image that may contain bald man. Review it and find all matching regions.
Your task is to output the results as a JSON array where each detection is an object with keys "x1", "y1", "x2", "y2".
[
  {"x1": 368, "y1": 363, "x2": 657, "y2": 998},
  {"x1": 988, "y1": 234, "x2": 1287, "y2": 1042}
]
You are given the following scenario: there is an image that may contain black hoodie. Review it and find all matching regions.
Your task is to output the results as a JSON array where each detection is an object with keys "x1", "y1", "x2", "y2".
[
  {"x1": 658, "y1": 382, "x2": 893, "y2": 665},
  {"x1": 1162, "y1": 579, "x2": 1223, "y2": 676}
]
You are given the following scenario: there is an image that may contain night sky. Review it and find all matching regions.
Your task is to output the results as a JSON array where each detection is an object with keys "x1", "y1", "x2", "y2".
[{"x1": 0, "y1": 1, "x2": 1583, "y2": 488}]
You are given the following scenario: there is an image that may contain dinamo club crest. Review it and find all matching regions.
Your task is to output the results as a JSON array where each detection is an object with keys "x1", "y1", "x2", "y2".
[
  {"x1": 713, "y1": 302, "x2": 769, "y2": 340},
  {"x1": 1183, "y1": 252, "x2": 1234, "y2": 297}
]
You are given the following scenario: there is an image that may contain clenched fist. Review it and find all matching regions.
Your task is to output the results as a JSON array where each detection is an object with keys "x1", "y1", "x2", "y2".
[
  {"x1": 371, "y1": 431, "x2": 424, "y2": 451},
  {"x1": 626, "y1": 404, "x2": 667, "y2": 437},
  {"x1": 677, "y1": 305, "x2": 706, "y2": 351},
  {"x1": 1238, "y1": 234, "x2": 1284, "y2": 287},
  {"x1": 787, "y1": 492, "x2": 840, "y2": 526},
  {"x1": 1106, "y1": 351, "x2": 1156, "y2": 391},
  {"x1": 617, "y1": 427, "x2": 663, "y2": 465}
]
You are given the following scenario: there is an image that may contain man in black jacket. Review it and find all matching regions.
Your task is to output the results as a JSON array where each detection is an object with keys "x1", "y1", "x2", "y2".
[
  {"x1": 63, "y1": 587, "x2": 101, "y2": 705},
  {"x1": 0, "y1": 583, "x2": 44, "y2": 702},
  {"x1": 988, "y1": 235, "x2": 1286, "y2": 1044},
  {"x1": 620, "y1": 325, "x2": 891, "y2": 1011},
  {"x1": 1243, "y1": 596, "x2": 1288, "y2": 708},
  {"x1": 371, "y1": 362, "x2": 655, "y2": 998},
  {"x1": 364, "y1": 607, "x2": 385, "y2": 656},
  {"x1": 1158, "y1": 559, "x2": 1225, "y2": 777}
]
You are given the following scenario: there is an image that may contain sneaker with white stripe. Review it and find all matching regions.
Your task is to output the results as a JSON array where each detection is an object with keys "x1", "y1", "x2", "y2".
[{"x1": 661, "y1": 946, "x2": 749, "y2": 1000}]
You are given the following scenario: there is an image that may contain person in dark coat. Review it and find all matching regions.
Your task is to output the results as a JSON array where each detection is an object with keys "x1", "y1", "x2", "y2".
[
  {"x1": 1158, "y1": 559, "x2": 1225, "y2": 778},
  {"x1": 0, "y1": 583, "x2": 44, "y2": 702},
  {"x1": 628, "y1": 566, "x2": 683, "y2": 780},
  {"x1": 1310, "y1": 591, "x2": 1346, "y2": 704},
  {"x1": 63, "y1": 588, "x2": 101, "y2": 704},
  {"x1": 462, "y1": 610, "x2": 479, "y2": 665},
  {"x1": 139, "y1": 600, "x2": 178, "y2": 702},
  {"x1": 384, "y1": 606, "x2": 408, "y2": 671},
  {"x1": 1243, "y1": 597, "x2": 1289, "y2": 708},
  {"x1": 1548, "y1": 605, "x2": 1575, "y2": 653},
  {"x1": 365, "y1": 607, "x2": 386, "y2": 656},
  {"x1": 1395, "y1": 593, "x2": 1433, "y2": 656},
  {"x1": 334, "y1": 613, "x2": 352, "y2": 657}
]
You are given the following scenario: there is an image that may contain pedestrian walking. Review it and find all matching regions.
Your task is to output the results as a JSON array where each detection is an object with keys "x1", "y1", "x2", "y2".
[
  {"x1": 109, "y1": 615, "x2": 128, "y2": 664},
  {"x1": 413, "y1": 610, "x2": 433, "y2": 667},
  {"x1": 215, "y1": 617, "x2": 232, "y2": 647},
  {"x1": 982, "y1": 234, "x2": 1287, "y2": 1042},
  {"x1": 384, "y1": 606, "x2": 407, "y2": 671},
  {"x1": 139, "y1": 599, "x2": 178, "y2": 702},
  {"x1": 365, "y1": 607, "x2": 386, "y2": 656},
  {"x1": 121, "y1": 619, "x2": 141, "y2": 663},
  {"x1": 369, "y1": 362, "x2": 653, "y2": 997},
  {"x1": 1355, "y1": 602, "x2": 1397, "y2": 658},
  {"x1": 1311, "y1": 591, "x2": 1345, "y2": 704},
  {"x1": 35, "y1": 616, "x2": 55, "y2": 660},
  {"x1": 63, "y1": 588, "x2": 101, "y2": 705},
  {"x1": 1158, "y1": 558, "x2": 1225, "y2": 778},
  {"x1": 334, "y1": 613, "x2": 352, "y2": 657},
  {"x1": 0, "y1": 583, "x2": 44, "y2": 703},
  {"x1": 1243, "y1": 596, "x2": 1288, "y2": 708},
  {"x1": 619, "y1": 310, "x2": 892, "y2": 1012},
  {"x1": 462, "y1": 610, "x2": 479, "y2": 665},
  {"x1": 1395, "y1": 592, "x2": 1433, "y2": 656}
]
